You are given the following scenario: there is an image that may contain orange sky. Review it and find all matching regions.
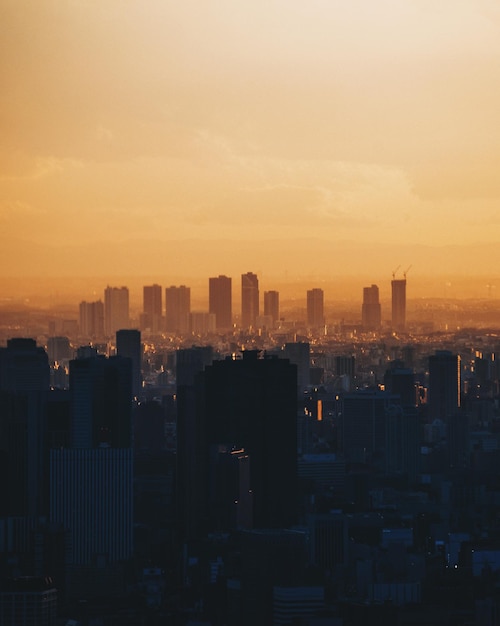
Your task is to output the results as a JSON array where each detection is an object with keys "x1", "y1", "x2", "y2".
[{"x1": 1, "y1": 0, "x2": 500, "y2": 291}]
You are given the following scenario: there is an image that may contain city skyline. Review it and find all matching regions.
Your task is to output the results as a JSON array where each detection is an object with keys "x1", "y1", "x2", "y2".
[{"x1": 1, "y1": 1, "x2": 500, "y2": 297}]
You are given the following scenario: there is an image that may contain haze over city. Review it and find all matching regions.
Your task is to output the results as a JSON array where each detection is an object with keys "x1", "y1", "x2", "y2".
[{"x1": 2, "y1": 0, "x2": 500, "y2": 301}]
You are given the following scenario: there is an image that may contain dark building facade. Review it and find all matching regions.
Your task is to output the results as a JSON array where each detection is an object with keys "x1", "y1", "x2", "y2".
[
  {"x1": 178, "y1": 350, "x2": 297, "y2": 541},
  {"x1": 69, "y1": 354, "x2": 132, "y2": 448},
  {"x1": 116, "y1": 329, "x2": 142, "y2": 398}
]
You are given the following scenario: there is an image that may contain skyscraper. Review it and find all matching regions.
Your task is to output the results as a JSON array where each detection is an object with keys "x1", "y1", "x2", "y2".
[
  {"x1": 193, "y1": 350, "x2": 297, "y2": 531},
  {"x1": 362, "y1": 284, "x2": 381, "y2": 330},
  {"x1": 79, "y1": 300, "x2": 104, "y2": 337},
  {"x1": 104, "y1": 286, "x2": 129, "y2": 336},
  {"x1": 306, "y1": 288, "x2": 324, "y2": 329},
  {"x1": 116, "y1": 329, "x2": 142, "y2": 398},
  {"x1": 69, "y1": 353, "x2": 132, "y2": 448},
  {"x1": 263, "y1": 290, "x2": 279, "y2": 325},
  {"x1": 165, "y1": 285, "x2": 190, "y2": 334},
  {"x1": 241, "y1": 272, "x2": 259, "y2": 328},
  {"x1": 391, "y1": 278, "x2": 406, "y2": 332},
  {"x1": 142, "y1": 284, "x2": 162, "y2": 332},
  {"x1": 428, "y1": 350, "x2": 461, "y2": 420},
  {"x1": 209, "y1": 275, "x2": 232, "y2": 330}
]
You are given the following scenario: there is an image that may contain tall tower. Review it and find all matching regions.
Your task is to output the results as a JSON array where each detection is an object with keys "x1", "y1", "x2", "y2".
[
  {"x1": 391, "y1": 279, "x2": 406, "y2": 332},
  {"x1": 241, "y1": 272, "x2": 259, "y2": 329},
  {"x1": 209, "y1": 275, "x2": 232, "y2": 330},
  {"x1": 116, "y1": 329, "x2": 142, "y2": 398},
  {"x1": 263, "y1": 290, "x2": 279, "y2": 326},
  {"x1": 142, "y1": 284, "x2": 162, "y2": 332},
  {"x1": 190, "y1": 350, "x2": 298, "y2": 532},
  {"x1": 428, "y1": 350, "x2": 461, "y2": 420},
  {"x1": 306, "y1": 288, "x2": 324, "y2": 329},
  {"x1": 104, "y1": 286, "x2": 129, "y2": 337},
  {"x1": 69, "y1": 354, "x2": 132, "y2": 449},
  {"x1": 165, "y1": 285, "x2": 190, "y2": 334},
  {"x1": 362, "y1": 284, "x2": 381, "y2": 330},
  {"x1": 79, "y1": 300, "x2": 104, "y2": 338}
]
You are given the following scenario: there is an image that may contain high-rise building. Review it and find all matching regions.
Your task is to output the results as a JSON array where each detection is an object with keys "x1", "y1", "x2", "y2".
[
  {"x1": 283, "y1": 342, "x2": 310, "y2": 395},
  {"x1": 79, "y1": 300, "x2": 104, "y2": 338},
  {"x1": 69, "y1": 354, "x2": 132, "y2": 448},
  {"x1": 46, "y1": 337, "x2": 71, "y2": 365},
  {"x1": 104, "y1": 287, "x2": 129, "y2": 337},
  {"x1": 341, "y1": 390, "x2": 402, "y2": 470},
  {"x1": 263, "y1": 290, "x2": 279, "y2": 325},
  {"x1": 142, "y1": 284, "x2": 162, "y2": 332},
  {"x1": 188, "y1": 350, "x2": 297, "y2": 533},
  {"x1": 306, "y1": 288, "x2": 324, "y2": 329},
  {"x1": 241, "y1": 272, "x2": 259, "y2": 329},
  {"x1": 209, "y1": 275, "x2": 232, "y2": 330},
  {"x1": 391, "y1": 278, "x2": 406, "y2": 332},
  {"x1": 116, "y1": 329, "x2": 142, "y2": 398},
  {"x1": 165, "y1": 285, "x2": 190, "y2": 334},
  {"x1": 0, "y1": 338, "x2": 50, "y2": 392},
  {"x1": 362, "y1": 284, "x2": 381, "y2": 330},
  {"x1": 428, "y1": 350, "x2": 461, "y2": 420},
  {"x1": 50, "y1": 447, "x2": 133, "y2": 565}
]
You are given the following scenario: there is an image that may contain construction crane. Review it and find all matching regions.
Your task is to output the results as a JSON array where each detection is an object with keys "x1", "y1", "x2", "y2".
[
  {"x1": 403, "y1": 265, "x2": 412, "y2": 278},
  {"x1": 392, "y1": 265, "x2": 401, "y2": 280}
]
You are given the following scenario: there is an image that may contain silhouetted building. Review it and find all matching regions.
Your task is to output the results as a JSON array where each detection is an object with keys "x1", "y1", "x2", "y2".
[
  {"x1": 0, "y1": 339, "x2": 50, "y2": 392},
  {"x1": 104, "y1": 286, "x2": 129, "y2": 336},
  {"x1": 209, "y1": 275, "x2": 232, "y2": 330},
  {"x1": 241, "y1": 272, "x2": 259, "y2": 329},
  {"x1": 46, "y1": 336, "x2": 71, "y2": 365},
  {"x1": 165, "y1": 285, "x2": 190, "y2": 334},
  {"x1": 69, "y1": 354, "x2": 132, "y2": 448},
  {"x1": 176, "y1": 346, "x2": 214, "y2": 542},
  {"x1": 391, "y1": 278, "x2": 406, "y2": 332},
  {"x1": 341, "y1": 390, "x2": 402, "y2": 469},
  {"x1": 208, "y1": 444, "x2": 253, "y2": 532},
  {"x1": 194, "y1": 351, "x2": 298, "y2": 532},
  {"x1": 384, "y1": 364, "x2": 417, "y2": 408},
  {"x1": 428, "y1": 350, "x2": 461, "y2": 421},
  {"x1": 116, "y1": 329, "x2": 142, "y2": 398},
  {"x1": 307, "y1": 288, "x2": 324, "y2": 329},
  {"x1": 283, "y1": 342, "x2": 310, "y2": 395},
  {"x1": 263, "y1": 290, "x2": 279, "y2": 326},
  {"x1": 362, "y1": 284, "x2": 381, "y2": 330},
  {"x1": 142, "y1": 284, "x2": 162, "y2": 332},
  {"x1": 79, "y1": 300, "x2": 104, "y2": 337}
]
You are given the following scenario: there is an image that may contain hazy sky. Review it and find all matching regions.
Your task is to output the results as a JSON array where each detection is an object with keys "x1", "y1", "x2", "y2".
[{"x1": 1, "y1": 0, "x2": 500, "y2": 282}]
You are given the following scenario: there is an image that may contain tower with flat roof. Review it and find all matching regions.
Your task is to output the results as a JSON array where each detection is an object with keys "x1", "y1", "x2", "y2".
[
  {"x1": 362, "y1": 284, "x2": 381, "y2": 330},
  {"x1": 241, "y1": 272, "x2": 259, "y2": 329},
  {"x1": 209, "y1": 275, "x2": 232, "y2": 329},
  {"x1": 306, "y1": 288, "x2": 324, "y2": 329},
  {"x1": 165, "y1": 285, "x2": 190, "y2": 334}
]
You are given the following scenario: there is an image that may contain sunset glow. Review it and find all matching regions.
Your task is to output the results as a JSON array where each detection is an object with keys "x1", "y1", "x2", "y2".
[{"x1": 1, "y1": 0, "x2": 500, "y2": 298}]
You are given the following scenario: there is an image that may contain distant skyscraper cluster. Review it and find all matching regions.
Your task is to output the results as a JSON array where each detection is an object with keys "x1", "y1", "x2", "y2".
[{"x1": 74, "y1": 269, "x2": 411, "y2": 341}]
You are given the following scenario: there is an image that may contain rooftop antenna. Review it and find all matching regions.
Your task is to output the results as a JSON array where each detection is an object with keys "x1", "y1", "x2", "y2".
[{"x1": 392, "y1": 265, "x2": 401, "y2": 280}]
